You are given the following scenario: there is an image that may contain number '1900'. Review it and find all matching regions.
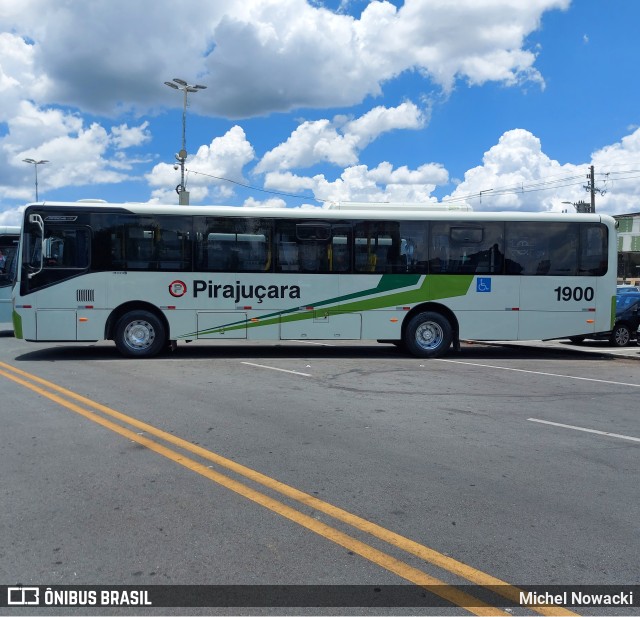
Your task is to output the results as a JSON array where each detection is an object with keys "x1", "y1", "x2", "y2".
[{"x1": 554, "y1": 286, "x2": 594, "y2": 302}]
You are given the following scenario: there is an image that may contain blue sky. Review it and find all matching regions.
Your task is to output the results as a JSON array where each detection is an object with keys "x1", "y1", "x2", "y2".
[{"x1": 1, "y1": 0, "x2": 639, "y2": 224}]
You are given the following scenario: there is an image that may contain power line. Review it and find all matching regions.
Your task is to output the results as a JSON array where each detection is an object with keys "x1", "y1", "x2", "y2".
[
  {"x1": 186, "y1": 169, "x2": 321, "y2": 202},
  {"x1": 186, "y1": 165, "x2": 640, "y2": 207}
]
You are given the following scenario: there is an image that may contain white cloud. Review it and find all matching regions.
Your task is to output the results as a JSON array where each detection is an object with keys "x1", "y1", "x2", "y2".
[
  {"x1": 264, "y1": 159, "x2": 447, "y2": 204},
  {"x1": 590, "y1": 128, "x2": 640, "y2": 215},
  {"x1": 443, "y1": 127, "x2": 640, "y2": 216},
  {"x1": 146, "y1": 126, "x2": 255, "y2": 202},
  {"x1": 344, "y1": 102, "x2": 426, "y2": 146},
  {"x1": 242, "y1": 197, "x2": 287, "y2": 208},
  {"x1": 0, "y1": 205, "x2": 25, "y2": 226},
  {"x1": 0, "y1": 32, "x2": 51, "y2": 122},
  {"x1": 110, "y1": 122, "x2": 151, "y2": 150},
  {"x1": 255, "y1": 119, "x2": 359, "y2": 173},
  {"x1": 256, "y1": 102, "x2": 426, "y2": 173},
  {"x1": 0, "y1": 0, "x2": 568, "y2": 118},
  {"x1": 0, "y1": 103, "x2": 152, "y2": 201},
  {"x1": 2, "y1": 0, "x2": 601, "y2": 213},
  {"x1": 444, "y1": 129, "x2": 578, "y2": 211}
]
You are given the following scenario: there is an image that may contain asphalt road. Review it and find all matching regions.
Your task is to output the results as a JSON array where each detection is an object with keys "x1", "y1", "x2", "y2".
[{"x1": 0, "y1": 328, "x2": 638, "y2": 616}]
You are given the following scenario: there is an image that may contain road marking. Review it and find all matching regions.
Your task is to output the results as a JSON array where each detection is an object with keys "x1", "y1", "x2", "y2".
[
  {"x1": 241, "y1": 361, "x2": 311, "y2": 376},
  {"x1": 0, "y1": 361, "x2": 576, "y2": 616},
  {"x1": 528, "y1": 418, "x2": 640, "y2": 444},
  {"x1": 437, "y1": 358, "x2": 640, "y2": 388}
]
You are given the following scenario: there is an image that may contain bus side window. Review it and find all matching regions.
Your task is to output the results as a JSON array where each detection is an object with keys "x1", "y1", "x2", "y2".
[
  {"x1": 579, "y1": 225, "x2": 607, "y2": 275},
  {"x1": 547, "y1": 226, "x2": 578, "y2": 276},
  {"x1": 547, "y1": 240, "x2": 577, "y2": 275},
  {"x1": 61, "y1": 234, "x2": 76, "y2": 267},
  {"x1": 330, "y1": 236, "x2": 350, "y2": 272},
  {"x1": 354, "y1": 222, "x2": 400, "y2": 274},
  {"x1": 41, "y1": 229, "x2": 89, "y2": 269},
  {"x1": 429, "y1": 234, "x2": 449, "y2": 273},
  {"x1": 158, "y1": 230, "x2": 182, "y2": 270},
  {"x1": 126, "y1": 227, "x2": 149, "y2": 269},
  {"x1": 299, "y1": 242, "x2": 330, "y2": 273},
  {"x1": 278, "y1": 242, "x2": 299, "y2": 271},
  {"x1": 246, "y1": 241, "x2": 265, "y2": 271}
]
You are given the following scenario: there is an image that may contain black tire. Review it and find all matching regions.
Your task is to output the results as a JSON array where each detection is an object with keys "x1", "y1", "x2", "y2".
[
  {"x1": 114, "y1": 310, "x2": 166, "y2": 358},
  {"x1": 403, "y1": 311, "x2": 453, "y2": 358},
  {"x1": 569, "y1": 335, "x2": 586, "y2": 344},
  {"x1": 609, "y1": 323, "x2": 631, "y2": 347}
]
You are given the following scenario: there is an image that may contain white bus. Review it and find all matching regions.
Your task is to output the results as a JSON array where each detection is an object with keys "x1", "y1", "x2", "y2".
[
  {"x1": 12, "y1": 201, "x2": 617, "y2": 358},
  {"x1": 0, "y1": 225, "x2": 20, "y2": 324}
]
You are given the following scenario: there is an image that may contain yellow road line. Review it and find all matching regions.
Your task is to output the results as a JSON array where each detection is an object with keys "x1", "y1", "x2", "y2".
[
  {"x1": 0, "y1": 361, "x2": 577, "y2": 616},
  {"x1": 0, "y1": 366, "x2": 503, "y2": 615}
]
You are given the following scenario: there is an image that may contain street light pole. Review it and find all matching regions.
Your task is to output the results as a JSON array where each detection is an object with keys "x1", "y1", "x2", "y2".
[
  {"x1": 22, "y1": 158, "x2": 49, "y2": 202},
  {"x1": 164, "y1": 78, "x2": 207, "y2": 205}
]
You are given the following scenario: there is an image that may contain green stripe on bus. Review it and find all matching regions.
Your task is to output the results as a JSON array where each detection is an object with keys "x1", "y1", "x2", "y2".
[
  {"x1": 12, "y1": 311, "x2": 23, "y2": 339},
  {"x1": 181, "y1": 275, "x2": 473, "y2": 338},
  {"x1": 179, "y1": 274, "x2": 422, "y2": 338}
]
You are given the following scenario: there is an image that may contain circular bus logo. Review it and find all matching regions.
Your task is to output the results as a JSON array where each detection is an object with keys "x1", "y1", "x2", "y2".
[{"x1": 169, "y1": 280, "x2": 187, "y2": 297}]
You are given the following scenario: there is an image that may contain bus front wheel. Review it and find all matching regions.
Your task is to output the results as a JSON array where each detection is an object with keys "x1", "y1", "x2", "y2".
[
  {"x1": 114, "y1": 310, "x2": 166, "y2": 358},
  {"x1": 403, "y1": 311, "x2": 453, "y2": 358}
]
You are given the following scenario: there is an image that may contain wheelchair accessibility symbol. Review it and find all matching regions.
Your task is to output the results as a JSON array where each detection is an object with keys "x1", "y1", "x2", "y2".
[{"x1": 476, "y1": 278, "x2": 492, "y2": 293}]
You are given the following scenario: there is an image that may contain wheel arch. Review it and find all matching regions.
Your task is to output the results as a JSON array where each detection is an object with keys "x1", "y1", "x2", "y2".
[
  {"x1": 401, "y1": 302, "x2": 460, "y2": 344},
  {"x1": 105, "y1": 301, "x2": 169, "y2": 341}
]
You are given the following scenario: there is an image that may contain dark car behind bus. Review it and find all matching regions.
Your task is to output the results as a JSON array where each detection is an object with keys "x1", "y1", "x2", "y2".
[{"x1": 570, "y1": 291, "x2": 640, "y2": 347}]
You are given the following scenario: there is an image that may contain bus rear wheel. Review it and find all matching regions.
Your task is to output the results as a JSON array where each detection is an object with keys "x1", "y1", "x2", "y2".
[
  {"x1": 403, "y1": 311, "x2": 453, "y2": 358},
  {"x1": 114, "y1": 310, "x2": 166, "y2": 358}
]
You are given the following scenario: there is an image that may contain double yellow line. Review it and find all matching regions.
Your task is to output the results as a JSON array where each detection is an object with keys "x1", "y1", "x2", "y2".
[{"x1": 0, "y1": 361, "x2": 576, "y2": 616}]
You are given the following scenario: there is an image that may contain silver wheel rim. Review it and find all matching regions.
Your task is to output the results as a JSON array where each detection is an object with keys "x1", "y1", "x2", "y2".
[
  {"x1": 415, "y1": 321, "x2": 444, "y2": 351},
  {"x1": 124, "y1": 319, "x2": 156, "y2": 351},
  {"x1": 614, "y1": 328, "x2": 629, "y2": 346}
]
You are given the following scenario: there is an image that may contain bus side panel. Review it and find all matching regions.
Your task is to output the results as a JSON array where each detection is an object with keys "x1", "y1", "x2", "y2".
[
  {"x1": 456, "y1": 310, "x2": 519, "y2": 340},
  {"x1": 280, "y1": 311, "x2": 361, "y2": 340},
  {"x1": 518, "y1": 276, "x2": 611, "y2": 339},
  {"x1": 448, "y1": 275, "x2": 520, "y2": 341},
  {"x1": 165, "y1": 309, "x2": 197, "y2": 341},
  {"x1": 197, "y1": 312, "x2": 247, "y2": 339},
  {"x1": 361, "y1": 310, "x2": 405, "y2": 340},
  {"x1": 77, "y1": 309, "x2": 107, "y2": 341},
  {"x1": 36, "y1": 309, "x2": 77, "y2": 340},
  {"x1": 0, "y1": 298, "x2": 12, "y2": 323}
]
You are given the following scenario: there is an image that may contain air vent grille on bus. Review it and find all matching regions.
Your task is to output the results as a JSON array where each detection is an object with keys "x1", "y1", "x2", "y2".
[{"x1": 76, "y1": 289, "x2": 95, "y2": 302}]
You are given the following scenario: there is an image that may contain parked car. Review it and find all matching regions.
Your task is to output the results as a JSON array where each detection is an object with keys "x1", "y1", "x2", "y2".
[
  {"x1": 570, "y1": 291, "x2": 640, "y2": 347},
  {"x1": 617, "y1": 284, "x2": 640, "y2": 293}
]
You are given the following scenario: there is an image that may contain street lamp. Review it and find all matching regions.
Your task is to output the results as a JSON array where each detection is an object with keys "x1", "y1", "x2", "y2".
[
  {"x1": 164, "y1": 77, "x2": 207, "y2": 205},
  {"x1": 22, "y1": 158, "x2": 49, "y2": 202}
]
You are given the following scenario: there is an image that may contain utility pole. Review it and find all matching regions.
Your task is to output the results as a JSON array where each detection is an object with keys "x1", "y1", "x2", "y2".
[
  {"x1": 565, "y1": 166, "x2": 603, "y2": 213},
  {"x1": 584, "y1": 165, "x2": 603, "y2": 213}
]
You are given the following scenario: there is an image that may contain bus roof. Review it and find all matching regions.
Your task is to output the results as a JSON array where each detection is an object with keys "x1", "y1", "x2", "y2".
[
  {"x1": 326, "y1": 201, "x2": 473, "y2": 211},
  {"x1": 24, "y1": 201, "x2": 614, "y2": 225},
  {"x1": 0, "y1": 225, "x2": 20, "y2": 234}
]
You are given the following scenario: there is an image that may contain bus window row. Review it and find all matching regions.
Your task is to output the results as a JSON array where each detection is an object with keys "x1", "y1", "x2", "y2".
[{"x1": 26, "y1": 214, "x2": 609, "y2": 278}]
